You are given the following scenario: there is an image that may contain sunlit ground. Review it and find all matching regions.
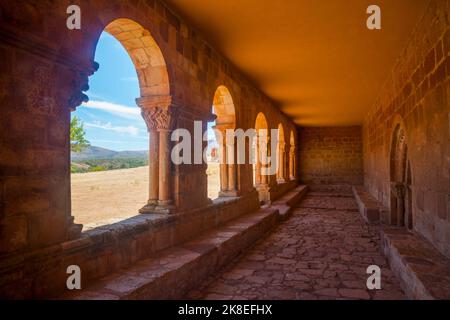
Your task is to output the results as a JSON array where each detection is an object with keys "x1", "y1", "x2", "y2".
[{"x1": 71, "y1": 163, "x2": 221, "y2": 231}]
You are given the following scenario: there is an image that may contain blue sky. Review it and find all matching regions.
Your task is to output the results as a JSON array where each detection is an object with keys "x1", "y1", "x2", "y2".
[
  {"x1": 73, "y1": 32, "x2": 148, "y2": 151},
  {"x1": 73, "y1": 32, "x2": 216, "y2": 152}
]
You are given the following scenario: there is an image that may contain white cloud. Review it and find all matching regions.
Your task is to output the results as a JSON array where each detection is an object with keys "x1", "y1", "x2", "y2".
[
  {"x1": 82, "y1": 100, "x2": 140, "y2": 119},
  {"x1": 85, "y1": 121, "x2": 141, "y2": 136}
]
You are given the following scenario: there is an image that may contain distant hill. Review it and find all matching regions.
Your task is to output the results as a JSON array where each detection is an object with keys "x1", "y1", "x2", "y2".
[{"x1": 71, "y1": 146, "x2": 148, "y2": 161}]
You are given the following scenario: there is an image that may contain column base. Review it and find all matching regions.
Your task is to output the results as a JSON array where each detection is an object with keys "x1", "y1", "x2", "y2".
[
  {"x1": 255, "y1": 183, "x2": 271, "y2": 204},
  {"x1": 139, "y1": 202, "x2": 157, "y2": 214},
  {"x1": 219, "y1": 190, "x2": 240, "y2": 198},
  {"x1": 154, "y1": 200, "x2": 176, "y2": 214}
]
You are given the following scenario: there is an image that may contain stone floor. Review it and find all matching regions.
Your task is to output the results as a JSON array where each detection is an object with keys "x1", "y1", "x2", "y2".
[{"x1": 186, "y1": 191, "x2": 405, "y2": 300}]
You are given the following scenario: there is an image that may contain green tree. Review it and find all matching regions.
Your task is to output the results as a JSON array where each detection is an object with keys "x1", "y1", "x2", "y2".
[{"x1": 70, "y1": 116, "x2": 90, "y2": 152}]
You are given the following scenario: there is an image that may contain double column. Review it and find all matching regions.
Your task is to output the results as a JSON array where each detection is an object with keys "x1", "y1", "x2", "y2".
[
  {"x1": 255, "y1": 130, "x2": 269, "y2": 186},
  {"x1": 289, "y1": 146, "x2": 296, "y2": 180},
  {"x1": 277, "y1": 142, "x2": 286, "y2": 183},
  {"x1": 215, "y1": 124, "x2": 238, "y2": 197},
  {"x1": 137, "y1": 95, "x2": 177, "y2": 214}
]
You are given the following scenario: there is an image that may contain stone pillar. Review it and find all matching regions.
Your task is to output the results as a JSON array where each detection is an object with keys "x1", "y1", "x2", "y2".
[
  {"x1": 140, "y1": 130, "x2": 159, "y2": 213},
  {"x1": 227, "y1": 134, "x2": 237, "y2": 194},
  {"x1": 137, "y1": 95, "x2": 177, "y2": 214},
  {"x1": 262, "y1": 134, "x2": 270, "y2": 186},
  {"x1": 277, "y1": 142, "x2": 286, "y2": 183},
  {"x1": 217, "y1": 124, "x2": 238, "y2": 197},
  {"x1": 158, "y1": 129, "x2": 172, "y2": 207},
  {"x1": 255, "y1": 130, "x2": 270, "y2": 203},
  {"x1": 255, "y1": 138, "x2": 261, "y2": 185},
  {"x1": 289, "y1": 147, "x2": 295, "y2": 180},
  {"x1": 215, "y1": 127, "x2": 228, "y2": 193},
  {"x1": 149, "y1": 130, "x2": 159, "y2": 203}
]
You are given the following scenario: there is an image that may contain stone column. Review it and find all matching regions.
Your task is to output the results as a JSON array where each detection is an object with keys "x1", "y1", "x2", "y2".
[
  {"x1": 227, "y1": 142, "x2": 237, "y2": 195},
  {"x1": 289, "y1": 147, "x2": 295, "y2": 180},
  {"x1": 215, "y1": 127, "x2": 228, "y2": 193},
  {"x1": 217, "y1": 124, "x2": 238, "y2": 197},
  {"x1": 261, "y1": 134, "x2": 270, "y2": 186},
  {"x1": 140, "y1": 129, "x2": 159, "y2": 213},
  {"x1": 255, "y1": 137, "x2": 261, "y2": 185},
  {"x1": 137, "y1": 95, "x2": 177, "y2": 214},
  {"x1": 158, "y1": 129, "x2": 172, "y2": 207},
  {"x1": 149, "y1": 130, "x2": 159, "y2": 203},
  {"x1": 277, "y1": 142, "x2": 286, "y2": 183}
]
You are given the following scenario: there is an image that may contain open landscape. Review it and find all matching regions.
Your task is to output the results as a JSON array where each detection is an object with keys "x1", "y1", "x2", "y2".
[{"x1": 71, "y1": 163, "x2": 220, "y2": 231}]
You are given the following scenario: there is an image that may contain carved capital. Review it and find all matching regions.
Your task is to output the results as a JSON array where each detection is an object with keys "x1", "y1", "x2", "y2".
[
  {"x1": 68, "y1": 61, "x2": 99, "y2": 112},
  {"x1": 137, "y1": 95, "x2": 178, "y2": 131}
]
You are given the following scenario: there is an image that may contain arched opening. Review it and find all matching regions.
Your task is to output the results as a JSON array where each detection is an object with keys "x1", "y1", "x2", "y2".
[
  {"x1": 289, "y1": 130, "x2": 296, "y2": 180},
  {"x1": 71, "y1": 19, "x2": 171, "y2": 230},
  {"x1": 209, "y1": 86, "x2": 237, "y2": 199},
  {"x1": 389, "y1": 123, "x2": 413, "y2": 229},
  {"x1": 276, "y1": 124, "x2": 286, "y2": 183},
  {"x1": 253, "y1": 112, "x2": 269, "y2": 202}
]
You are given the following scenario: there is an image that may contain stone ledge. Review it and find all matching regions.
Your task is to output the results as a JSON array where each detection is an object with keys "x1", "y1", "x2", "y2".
[
  {"x1": 272, "y1": 185, "x2": 308, "y2": 220},
  {"x1": 61, "y1": 207, "x2": 279, "y2": 300},
  {"x1": 352, "y1": 186, "x2": 385, "y2": 224},
  {"x1": 381, "y1": 227, "x2": 450, "y2": 300},
  {"x1": 0, "y1": 192, "x2": 260, "y2": 299}
]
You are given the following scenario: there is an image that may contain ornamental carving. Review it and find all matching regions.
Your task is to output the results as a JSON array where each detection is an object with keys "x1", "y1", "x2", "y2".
[
  {"x1": 141, "y1": 106, "x2": 177, "y2": 131},
  {"x1": 68, "y1": 61, "x2": 99, "y2": 112},
  {"x1": 137, "y1": 95, "x2": 177, "y2": 131}
]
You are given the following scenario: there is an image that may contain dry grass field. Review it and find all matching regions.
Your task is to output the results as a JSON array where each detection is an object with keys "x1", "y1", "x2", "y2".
[{"x1": 71, "y1": 163, "x2": 220, "y2": 231}]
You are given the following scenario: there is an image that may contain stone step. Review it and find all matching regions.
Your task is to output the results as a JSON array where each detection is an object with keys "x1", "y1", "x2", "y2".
[
  {"x1": 61, "y1": 207, "x2": 279, "y2": 300},
  {"x1": 381, "y1": 227, "x2": 450, "y2": 300},
  {"x1": 60, "y1": 186, "x2": 308, "y2": 300},
  {"x1": 272, "y1": 185, "x2": 308, "y2": 219}
]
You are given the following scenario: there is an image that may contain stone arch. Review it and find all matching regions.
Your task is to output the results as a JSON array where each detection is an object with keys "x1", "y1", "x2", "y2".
[
  {"x1": 289, "y1": 130, "x2": 297, "y2": 180},
  {"x1": 389, "y1": 118, "x2": 413, "y2": 229},
  {"x1": 88, "y1": 18, "x2": 175, "y2": 214},
  {"x1": 71, "y1": 25, "x2": 153, "y2": 230},
  {"x1": 276, "y1": 124, "x2": 286, "y2": 183},
  {"x1": 211, "y1": 86, "x2": 238, "y2": 198},
  {"x1": 103, "y1": 18, "x2": 170, "y2": 97}
]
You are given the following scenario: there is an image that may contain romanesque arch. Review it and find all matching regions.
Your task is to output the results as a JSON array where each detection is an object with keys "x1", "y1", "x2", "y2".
[
  {"x1": 211, "y1": 86, "x2": 237, "y2": 198},
  {"x1": 89, "y1": 18, "x2": 175, "y2": 214},
  {"x1": 389, "y1": 120, "x2": 413, "y2": 229},
  {"x1": 103, "y1": 18, "x2": 170, "y2": 97}
]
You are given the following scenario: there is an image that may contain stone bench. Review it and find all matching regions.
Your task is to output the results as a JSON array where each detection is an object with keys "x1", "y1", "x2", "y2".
[
  {"x1": 381, "y1": 227, "x2": 450, "y2": 300},
  {"x1": 272, "y1": 185, "x2": 308, "y2": 220},
  {"x1": 352, "y1": 186, "x2": 384, "y2": 224}
]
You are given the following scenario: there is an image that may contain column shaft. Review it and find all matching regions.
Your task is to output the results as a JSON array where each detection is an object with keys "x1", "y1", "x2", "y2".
[
  {"x1": 158, "y1": 129, "x2": 172, "y2": 205},
  {"x1": 220, "y1": 137, "x2": 228, "y2": 191},
  {"x1": 149, "y1": 130, "x2": 159, "y2": 204}
]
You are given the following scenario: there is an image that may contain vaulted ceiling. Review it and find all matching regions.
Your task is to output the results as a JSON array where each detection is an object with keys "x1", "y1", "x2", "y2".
[{"x1": 165, "y1": 0, "x2": 428, "y2": 126}]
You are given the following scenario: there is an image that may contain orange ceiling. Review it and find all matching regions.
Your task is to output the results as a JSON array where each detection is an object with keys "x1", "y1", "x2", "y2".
[{"x1": 165, "y1": 0, "x2": 428, "y2": 126}]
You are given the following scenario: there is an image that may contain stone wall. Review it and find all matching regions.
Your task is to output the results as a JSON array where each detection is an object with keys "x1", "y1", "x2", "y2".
[
  {"x1": 362, "y1": 0, "x2": 450, "y2": 257},
  {"x1": 298, "y1": 126, "x2": 363, "y2": 188}
]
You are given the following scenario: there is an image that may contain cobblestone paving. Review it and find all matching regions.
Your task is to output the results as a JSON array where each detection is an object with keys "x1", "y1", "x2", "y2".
[{"x1": 187, "y1": 191, "x2": 405, "y2": 300}]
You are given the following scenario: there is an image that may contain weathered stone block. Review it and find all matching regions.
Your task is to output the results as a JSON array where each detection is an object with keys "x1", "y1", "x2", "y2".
[{"x1": 0, "y1": 215, "x2": 27, "y2": 253}]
